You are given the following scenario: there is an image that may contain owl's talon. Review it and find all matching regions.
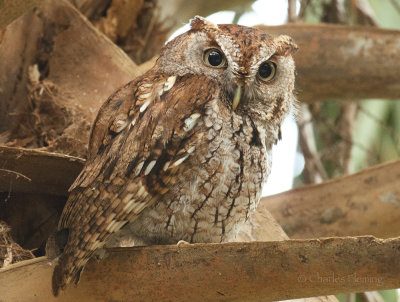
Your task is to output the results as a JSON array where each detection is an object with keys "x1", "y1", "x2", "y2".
[
  {"x1": 177, "y1": 240, "x2": 190, "y2": 246},
  {"x1": 93, "y1": 248, "x2": 108, "y2": 261}
]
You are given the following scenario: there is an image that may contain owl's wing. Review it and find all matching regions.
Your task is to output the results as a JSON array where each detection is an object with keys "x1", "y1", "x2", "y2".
[{"x1": 52, "y1": 73, "x2": 216, "y2": 295}]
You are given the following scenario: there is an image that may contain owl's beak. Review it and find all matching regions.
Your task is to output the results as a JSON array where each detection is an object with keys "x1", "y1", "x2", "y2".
[{"x1": 232, "y1": 85, "x2": 243, "y2": 111}]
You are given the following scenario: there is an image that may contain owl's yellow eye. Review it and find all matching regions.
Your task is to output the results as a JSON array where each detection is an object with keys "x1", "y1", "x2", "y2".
[
  {"x1": 204, "y1": 49, "x2": 226, "y2": 68},
  {"x1": 258, "y1": 61, "x2": 276, "y2": 81}
]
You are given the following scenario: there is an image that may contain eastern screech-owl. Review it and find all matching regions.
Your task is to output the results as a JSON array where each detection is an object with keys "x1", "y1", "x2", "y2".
[{"x1": 50, "y1": 16, "x2": 297, "y2": 295}]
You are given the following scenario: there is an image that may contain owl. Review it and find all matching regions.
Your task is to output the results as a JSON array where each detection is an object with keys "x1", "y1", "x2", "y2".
[{"x1": 50, "y1": 16, "x2": 297, "y2": 295}]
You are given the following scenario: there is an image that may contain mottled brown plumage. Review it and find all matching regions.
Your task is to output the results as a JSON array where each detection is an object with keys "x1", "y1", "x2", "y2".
[{"x1": 50, "y1": 16, "x2": 297, "y2": 295}]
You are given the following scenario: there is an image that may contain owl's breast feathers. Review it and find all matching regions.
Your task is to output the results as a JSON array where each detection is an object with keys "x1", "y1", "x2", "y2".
[{"x1": 52, "y1": 72, "x2": 269, "y2": 296}]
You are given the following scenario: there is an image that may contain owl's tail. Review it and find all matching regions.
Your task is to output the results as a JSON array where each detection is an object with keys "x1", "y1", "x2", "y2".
[{"x1": 52, "y1": 252, "x2": 87, "y2": 296}]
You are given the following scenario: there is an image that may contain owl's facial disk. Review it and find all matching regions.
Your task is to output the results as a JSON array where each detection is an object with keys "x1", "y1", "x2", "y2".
[
  {"x1": 189, "y1": 17, "x2": 296, "y2": 113},
  {"x1": 157, "y1": 16, "x2": 297, "y2": 119}
]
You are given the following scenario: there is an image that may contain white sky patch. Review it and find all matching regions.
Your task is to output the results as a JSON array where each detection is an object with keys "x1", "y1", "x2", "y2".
[
  {"x1": 241, "y1": 0, "x2": 288, "y2": 26},
  {"x1": 206, "y1": 11, "x2": 235, "y2": 24},
  {"x1": 262, "y1": 116, "x2": 303, "y2": 196}
]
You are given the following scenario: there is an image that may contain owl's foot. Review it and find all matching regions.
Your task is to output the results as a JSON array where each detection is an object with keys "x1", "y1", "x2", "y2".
[
  {"x1": 93, "y1": 248, "x2": 109, "y2": 260},
  {"x1": 177, "y1": 240, "x2": 190, "y2": 246}
]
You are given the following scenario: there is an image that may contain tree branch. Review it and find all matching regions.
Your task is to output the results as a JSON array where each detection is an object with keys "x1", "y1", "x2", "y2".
[
  {"x1": 1, "y1": 237, "x2": 399, "y2": 301},
  {"x1": 257, "y1": 158, "x2": 400, "y2": 239},
  {"x1": 257, "y1": 24, "x2": 400, "y2": 101}
]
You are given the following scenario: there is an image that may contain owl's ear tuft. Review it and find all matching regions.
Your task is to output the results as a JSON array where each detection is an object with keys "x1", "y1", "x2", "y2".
[
  {"x1": 190, "y1": 16, "x2": 218, "y2": 31},
  {"x1": 275, "y1": 35, "x2": 298, "y2": 57}
]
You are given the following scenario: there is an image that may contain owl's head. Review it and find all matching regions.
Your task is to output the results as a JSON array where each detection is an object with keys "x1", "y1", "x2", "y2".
[{"x1": 156, "y1": 16, "x2": 298, "y2": 124}]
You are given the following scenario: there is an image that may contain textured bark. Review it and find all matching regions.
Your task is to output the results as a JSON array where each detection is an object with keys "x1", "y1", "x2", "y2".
[
  {"x1": 1, "y1": 237, "x2": 399, "y2": 301},
  {"x1": 259, "y1": 158, "x2": 400, "y2": 239},
  {"x1": 258, "y1": 24, "x2": 400, "y2": 101},
  {"x1": 0, "y1": 0, "x2": 40, "y2": 29}
]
